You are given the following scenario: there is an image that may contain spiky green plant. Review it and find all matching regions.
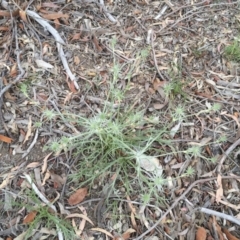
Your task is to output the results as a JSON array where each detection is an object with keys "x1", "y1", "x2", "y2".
[{"x1": 224, "y1": 38, "x2": 240, "y2": 62}]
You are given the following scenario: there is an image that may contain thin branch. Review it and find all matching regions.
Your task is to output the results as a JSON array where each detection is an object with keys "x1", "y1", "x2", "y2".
[
  {"x1": 24, "y1": 173, "x2": 56, "y2": 211},
  {"x1": 154, "y1": 5, "x2": 168, "y2": 20},
  {"x1": 26, "y1": 10, "x2": 65, "y2": 44},
  {"x1": 22, "y1": 129, "x2": 39, "y2": 158},
  {"x1": 200, "y1": 207, "x2": 240, "y2": 226},
  {"x1": 24, "y1": 173, "x2": 63, "y2": 240},
  {"x1": 99, "y1": 0, "x2": 117, "y2": 23},
  {"x1": 57, "y1": 42, "x2": 79, "y2": 90},
  {"x1": 216, "y1": 137, "x2": 240, "y2": 173},
  {"x1": 26, "y1": 10, "x2": 79, "y2": 90},
  {"x1": 149, "y1": 29, "x2": 168, "y2": 81}
]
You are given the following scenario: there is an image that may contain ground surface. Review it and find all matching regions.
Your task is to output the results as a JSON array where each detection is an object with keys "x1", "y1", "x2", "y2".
[{"x1": 1, "y1": 0, "x2": 240, "y2": 239}]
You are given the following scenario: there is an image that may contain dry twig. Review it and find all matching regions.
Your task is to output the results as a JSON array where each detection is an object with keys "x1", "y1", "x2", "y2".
[
  {"x1": 149, "y1": 29, "x2": 169, "y2": 81},
  {"x1": 216, "y1": 137, "x2": 240, "y2": 174},
  {"x1": 22, "y1": 129, "x2": 39, "y2": 158},
  {"x1": 25, "y1": 10, "x2": 79, "y2": 90},
  {"x1": 99, "y1": 0, "x2": 117, "y2": 23},
  {"x1": 154, "y1": 5, "x2": 168, "y2": 20},
  {"x1": 200, "y1": 207, "x2": 240, "y2": 226},
  {"x1": 24, "y1": 173, "x2": 64, "y2": 240}
]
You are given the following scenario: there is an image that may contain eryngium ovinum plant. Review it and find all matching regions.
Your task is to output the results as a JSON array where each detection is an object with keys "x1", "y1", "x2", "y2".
[{"x1": 46, "y1": 38, "x2": 221, "y2": 203}]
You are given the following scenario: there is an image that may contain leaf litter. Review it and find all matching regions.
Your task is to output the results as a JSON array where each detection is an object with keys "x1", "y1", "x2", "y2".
[{"x1": 0, "y1": 0, "x2": 240, "y2": 239}]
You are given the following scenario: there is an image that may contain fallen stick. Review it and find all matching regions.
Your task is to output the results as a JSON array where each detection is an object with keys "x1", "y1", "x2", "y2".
[
  {"x1": 154, "y1": 4, "x2": 168, "y2": 20},
  {"x1": 22, "y1": 129, "x2": 39, "y2": 158},
  {"x1": 200, "y1": 207, "x2": 240, "y2": 226},
  {"x1": 24, "y1": 173, "x2": 63, "y2": 240},
  {"x1": 26, "y1": 10, "x2": 79, "y2": 90},
  {"x1": 216, "y1": 137, "x2": 240, "y2": 174},
  {"x1": 99, "y1": 0, "x2": 117, "y2": 23}
]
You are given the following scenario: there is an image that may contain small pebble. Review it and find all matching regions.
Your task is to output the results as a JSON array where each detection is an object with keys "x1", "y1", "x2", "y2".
[{"x1": 5, "y1": 102, "x2": 11, "y2": 107}]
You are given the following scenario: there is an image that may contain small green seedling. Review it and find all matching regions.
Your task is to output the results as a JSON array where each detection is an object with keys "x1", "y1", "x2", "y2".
[{"x1": 224, "y1": 38, "x2": 240, "y2": 62}]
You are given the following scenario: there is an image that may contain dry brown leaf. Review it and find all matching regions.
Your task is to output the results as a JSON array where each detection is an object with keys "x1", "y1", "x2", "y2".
[
  {"x1": 68, "y1": 188, "x2": 88, "y2": 205},
  {"x1": 133, "y1": 9, "x2": 142, "y2": 15},
  {"x1": 74, "y1": 56, "x2": 80, "y2": 65},
  {"x1": 0, "y1": 174, "x2": 14, "y2": 189},
  {"x1": 0, "y1": 134, "x2": 12, "y2": 143},
  {"x1": 196, "y1": 227, "x2": 207, "y2": 240},
  {"x1": 50, "y1": 171, "x2": 66, "y2": 189},
  {"x1": 222, "y1": 228, "x2": 239, "y2": 240},
  {"x1": 153, "y1": 78, "x2": 167, "y2": 91},
  {"x1": 221, "y1": 113, "x2": 240, "y2": 128},
  {"x1": 72, "y1": 218, "x2": 82, "y2": 236},
  {"x1": 67, "y1": 80, "x2": 78, "y2": 93},
  {"x1": 87, "y1": 71, "x2": 97, "y2": 77},
  {"x1": 54, "y1": 18, "x2": 60, "y2": 29},
  {"x1": 41, "y1": 152, "x2": 52, "y2": 174},
  {"x1": 41, "y1": 13, "x2": 69, "y2": 20},
  {"x1": 211, "y1": 216, "x2": 224, "y2": 240},
  {"x1": 19, "y1": 10, "x2": 28, "y2": 23},
  {"x1": 113, "y1": 237, "x2": 122, "y2": 240},
  {"x1": 77, "y1": 206, "x2": 88, "y2": 235},
  {"x1": 4, "y1": 91, "x2": 17, "y2": 101},
  {"x1": 126, "y1": 195, "x2": 137, "y2": 231},
  {"x1": 126, "y1": 195, "x2": 136, "y2": 214},
  {"x1": 122, "y1": 228, "x2": 136, "y2": 240},
  {"x1": 91, "y1": 228, "x2": 114, "y2": 238},
  {"x1": 18, "y1": 22, "x2": 24, "y2": 30},
  {"x1": 42, "y1": 2, "x2": 60, "y2": 8},
  {"x1": 92, "y1": 35, "x2": 102, "y2": 52},
  {"x1": 72, "y1": 33, "x2": 81, "y2": 41},
  {"x1": 64, "y1": 92, "x2": 73, "y2": 105},
  {"x1": 216, "y1": 224, "x2": 224, "y2": 240},
  {"x1": 2, "y1": 76, "x2": 8, "y2": 85},
  {"x1": 37, "y1": 93, "x2": 49, "y2": 101},
  {"x1": 0, "y1": 10, "x2": 19, "y2": 17},
  {"x1": 0, "y1": 26, "x2": 10, "y2": 31},
  {"x1": 23, "y1": 211, "x2": 37, "y2": 224},
  {"x1": 39, "y1": 8, "x2": 49, "y2": 14},
  {"x1": 65, "y1": 213, "x2": 94, "y2": 225},
  {"x1": 10, "y1": 63, "x2": 17, "y2": 77},
  {"x1": 216, "y1": 174, "x2": 223, "y2": 204},
  {"x1": 23, "y1": 116, "x2": 32, "y2": 144},
  {"x1": 26, "y1": 162, "x2": 41, "y2": 168},
  {"x1": 155, "y1": 52, "x2": 168, "y2": 57},
  {"x1": 16, "y1": 178, "x2": 24, "y2": 187},
  {"x1": 153, "y1": 103, "x2": 166, "y2": 110},
  {"x1": 42, "y1": 170, "x2": 51, "y2": 186}
]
